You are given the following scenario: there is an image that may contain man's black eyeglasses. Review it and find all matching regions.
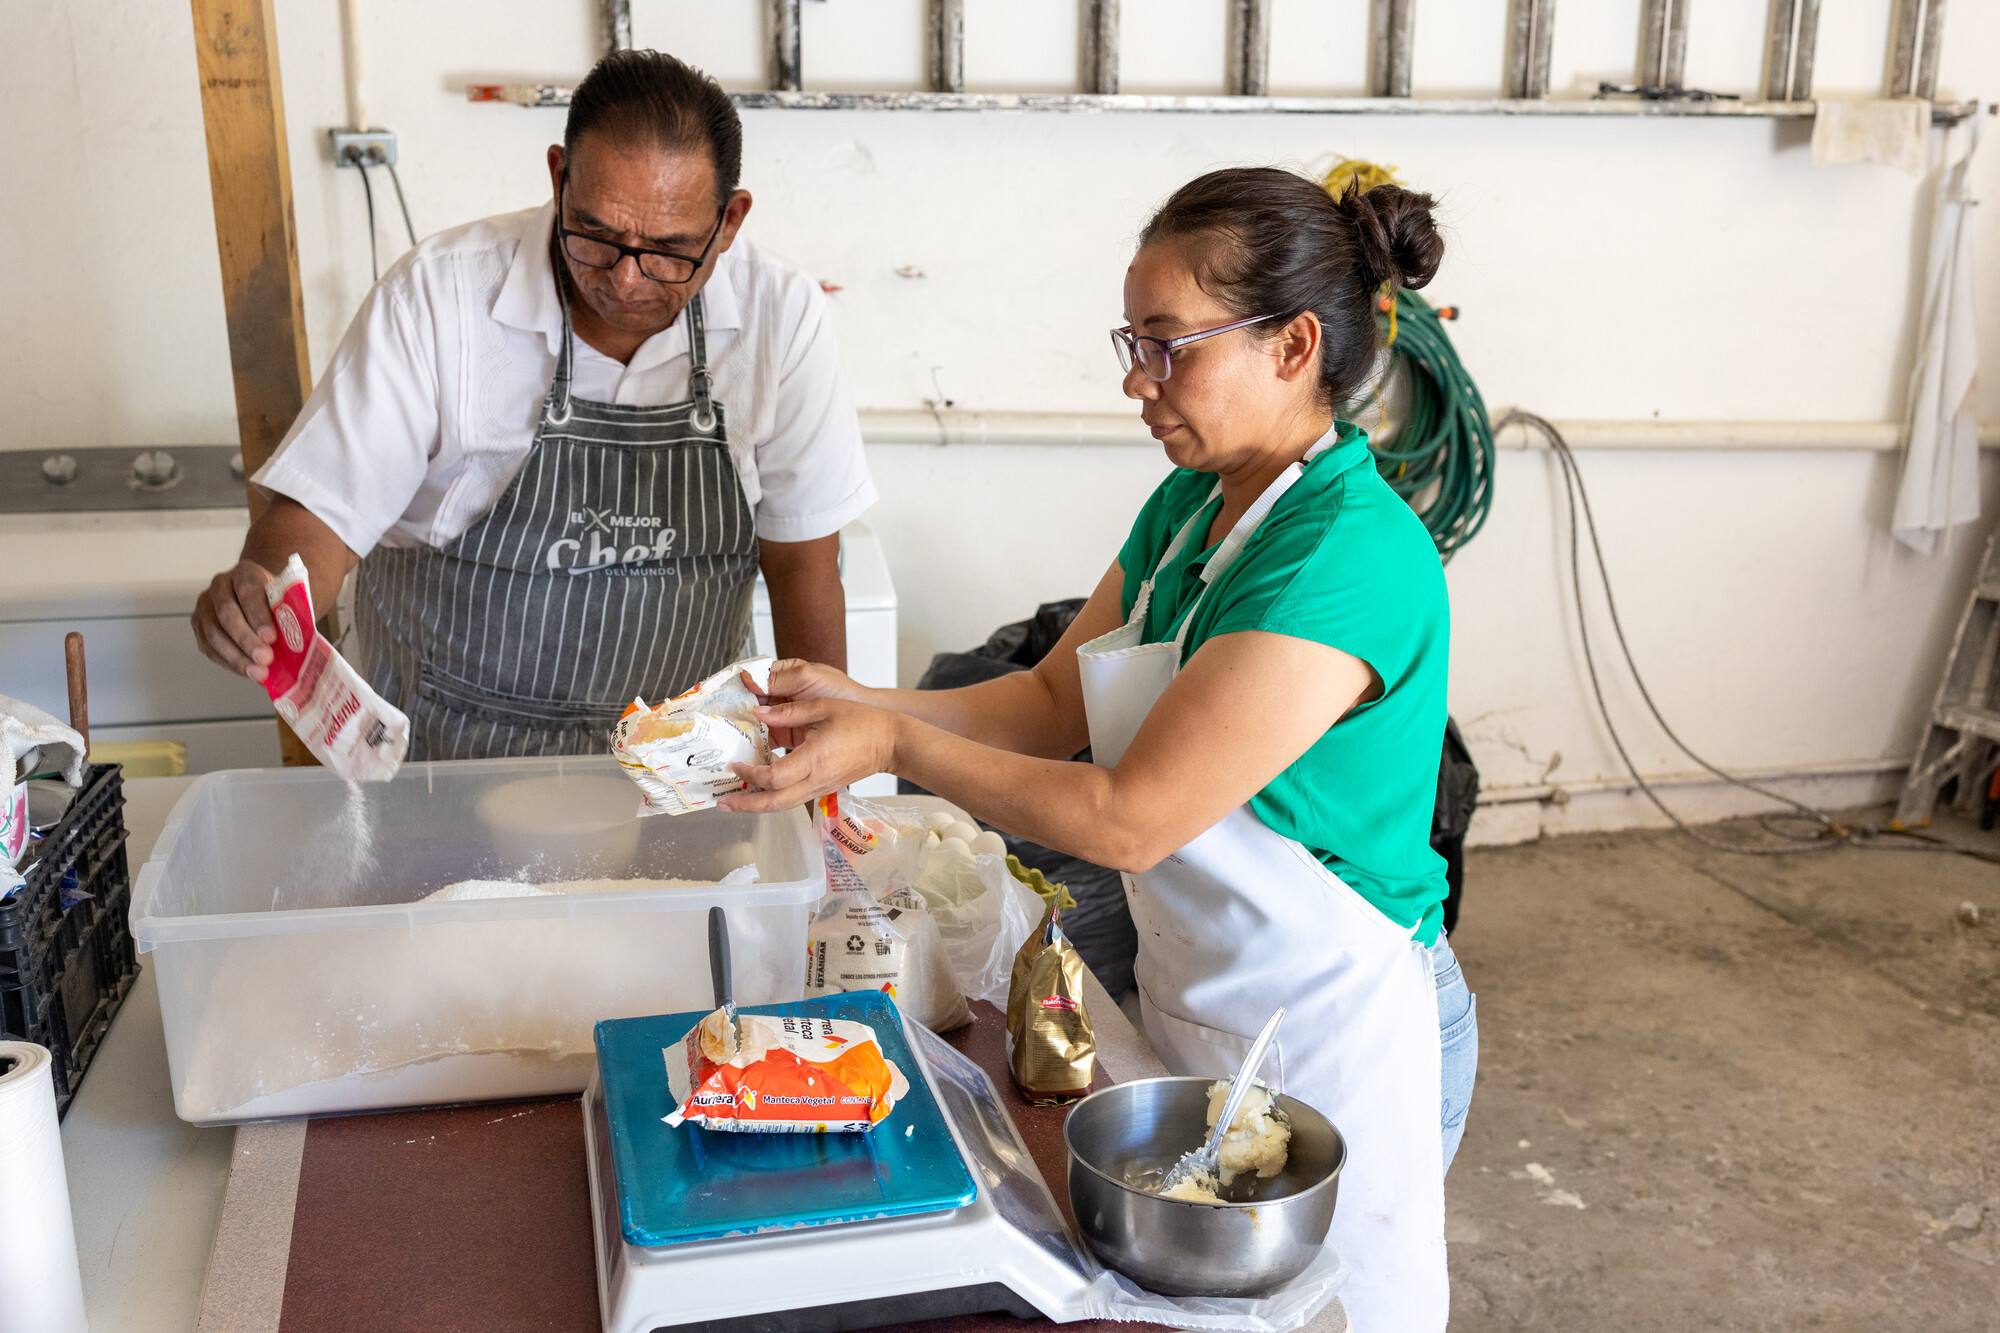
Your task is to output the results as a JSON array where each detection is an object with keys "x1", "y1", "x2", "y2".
[{"x1": 555, "y1": 177, "x2": 724, "y2": 285}]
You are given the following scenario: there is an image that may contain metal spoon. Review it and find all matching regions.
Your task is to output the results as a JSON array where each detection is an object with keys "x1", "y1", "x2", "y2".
[{"x1": 1157, "y1": 1006, "x2": 1286, "y2": 1197}]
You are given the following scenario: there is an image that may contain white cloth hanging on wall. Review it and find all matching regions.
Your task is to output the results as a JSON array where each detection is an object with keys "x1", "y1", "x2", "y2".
[
  {"x1": 1892, "y1": 122, "x2": 1982, "y2": 557},
  {"x1": 1811, "y1": 98, "x2": 1930, "y2": 176}
]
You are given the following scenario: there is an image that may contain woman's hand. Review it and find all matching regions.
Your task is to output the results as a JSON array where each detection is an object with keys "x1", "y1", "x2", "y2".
[
  {"x1": 744, "y1": 659, "x2": 870, "y2": 750},
  {"x1": 718, "y1": 697, "x2": 904, "y2": 813}
]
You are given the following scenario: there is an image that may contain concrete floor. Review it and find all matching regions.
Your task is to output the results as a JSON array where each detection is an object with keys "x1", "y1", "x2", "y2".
[{"x1": 1445, "y1": 803, "x2": 2000, "y2": 1331}]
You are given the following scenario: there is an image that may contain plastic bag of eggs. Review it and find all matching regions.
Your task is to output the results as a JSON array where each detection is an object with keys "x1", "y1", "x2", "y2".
[{"x1": 924, "y1": 808, "x2": 1006, "y2": 860}]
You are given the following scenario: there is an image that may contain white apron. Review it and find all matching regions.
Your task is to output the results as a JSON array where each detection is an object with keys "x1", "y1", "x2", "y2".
[{"x1": 1077, "y1": 440, "x2": 1449, "y2": 1332}]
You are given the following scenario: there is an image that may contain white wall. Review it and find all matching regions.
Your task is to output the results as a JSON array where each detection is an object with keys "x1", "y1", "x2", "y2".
[{"x1": 4, "y1": 0, "x2": 1996, "y2": 839}]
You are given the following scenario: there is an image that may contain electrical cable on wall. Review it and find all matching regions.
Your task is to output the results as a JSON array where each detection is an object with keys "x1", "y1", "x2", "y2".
[
  {"x1": 1322, "y1": 159, "x2": 1494, "y2": 563},
  {"x1": 350, "y1": 155, "x2": 417, "y2": 285},
  {"x1": 1500, "y1": 409, "x2": 2000, "y2": 865},
  {"x1": 385, "y1": 162, "x2": 418, "y2": 249},
  {"x1": 355, "y1": 161, "x2": 381, "y2": 282}
]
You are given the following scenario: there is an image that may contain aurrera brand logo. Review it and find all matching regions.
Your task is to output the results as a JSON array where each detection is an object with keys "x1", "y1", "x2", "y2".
[{"x1": 545, "y1": 507, "x2": 677, "y2": 572}]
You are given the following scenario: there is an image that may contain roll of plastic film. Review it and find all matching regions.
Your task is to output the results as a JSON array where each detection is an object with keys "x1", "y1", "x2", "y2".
[{"x1": 0, "y1": 1043, "x2": 88, "y2": 1333}]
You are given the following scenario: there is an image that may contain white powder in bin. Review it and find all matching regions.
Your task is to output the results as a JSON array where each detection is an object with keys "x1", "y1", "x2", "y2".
[
  {"x1": 419, "y1": 876, "x2": 729, "y2": 901},
  {"x1": 181, "y1": 868, "x2": 767, "y2": 1119}
]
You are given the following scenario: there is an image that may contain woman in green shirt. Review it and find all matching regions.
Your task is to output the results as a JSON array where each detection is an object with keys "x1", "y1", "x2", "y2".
[{"x1": 727, "y1": 168, "x2": 1468, "y2": 1329}]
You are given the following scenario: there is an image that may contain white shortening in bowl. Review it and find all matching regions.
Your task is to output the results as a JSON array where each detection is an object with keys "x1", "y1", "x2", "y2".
[{"x1": 128, "y1": 756, "x2": 827, "y2": 1124}]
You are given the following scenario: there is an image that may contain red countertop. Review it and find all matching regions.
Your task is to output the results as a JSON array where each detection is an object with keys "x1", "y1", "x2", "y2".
[{"x1": 274, "y1": 1002, "x2": 1145, "y2": 1333}]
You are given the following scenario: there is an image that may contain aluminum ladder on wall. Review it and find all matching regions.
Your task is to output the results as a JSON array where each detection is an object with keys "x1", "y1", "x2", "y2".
[{"x1": 1895, "y1": 531, "x2": 2000, "y2": 828}]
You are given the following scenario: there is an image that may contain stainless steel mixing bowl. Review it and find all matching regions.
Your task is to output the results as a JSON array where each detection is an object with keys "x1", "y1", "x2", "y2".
[{"x1": 1063, "y1": 1076, "x2": 1346, "y2": 1298}]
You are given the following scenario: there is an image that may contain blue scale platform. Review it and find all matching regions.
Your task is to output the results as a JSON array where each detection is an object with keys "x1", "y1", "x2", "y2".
[{"x1": 594, "y1": 990, "x2": 978, "y2": 1248}]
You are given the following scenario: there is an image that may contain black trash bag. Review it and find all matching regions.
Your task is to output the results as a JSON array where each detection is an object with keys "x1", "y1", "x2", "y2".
[
  {"x1": 1433, "y1": 717, "x2": 1479, "y2": 935},
  {"x1": 915, "y1": 598, "x2": 1090, "y2": 687}
]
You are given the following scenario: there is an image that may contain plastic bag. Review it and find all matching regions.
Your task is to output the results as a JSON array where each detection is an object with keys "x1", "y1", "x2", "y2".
[
  {"x1": 903, "y1": 1020, "x2": 1346, "y2": 1333},
  {"x1": 1073, "y1": 1243, "x2": 1348, "y2": 1332},
  {"x1": 852, "y1": 834, "x2": 1042, "y2": 1007},
  {"x1": 808, "y1": 795, "x2": 971, "y2": 1031},
  {"x1": 612, "y1": 657, "x2": 773, "y2": 816},
  {"x1": 819, "y1": 791, "x2": 1044, "y2": 1008},
  {"x1": 910, "y1": 843, "x2": 1046, "y2": 1007},
  {"x1": 804, "y1": 870, "x2": 973, "y2": 1033},
  {"x1": 260, "y1": 556, "x2": 408, "y2": 781}
]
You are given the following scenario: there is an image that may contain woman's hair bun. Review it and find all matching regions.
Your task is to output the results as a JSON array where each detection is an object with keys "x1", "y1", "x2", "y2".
[{"x1": 1335, "y1": 183, "x2": 1443, "y2": 291}]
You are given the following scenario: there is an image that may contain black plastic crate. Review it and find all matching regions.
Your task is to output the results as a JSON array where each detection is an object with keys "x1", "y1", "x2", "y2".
[{"x1": 1, "y1": 763, "x2": 138, "y2": 1118}]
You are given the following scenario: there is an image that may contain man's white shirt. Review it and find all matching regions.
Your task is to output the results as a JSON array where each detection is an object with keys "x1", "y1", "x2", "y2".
[{"x1": 255, "y1": 202, "x2": 877, "y2": 554}]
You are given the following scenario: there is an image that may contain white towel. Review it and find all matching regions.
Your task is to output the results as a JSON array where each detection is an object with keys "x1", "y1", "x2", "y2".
[
  {"x1": 1811, "y1": 97, "x2": 1929, "y2": 176},
  {"x1": 1, "y1": 695, "x2": 87, "y2": 787},
  {"x1": 1892, "y1": 122, "x2": 1982, "y2": 556}
]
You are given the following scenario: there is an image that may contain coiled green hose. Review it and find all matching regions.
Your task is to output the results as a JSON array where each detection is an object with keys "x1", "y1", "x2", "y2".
[{"x1": 1366, "y1": 288, "x2": 1495, "y2": 563}]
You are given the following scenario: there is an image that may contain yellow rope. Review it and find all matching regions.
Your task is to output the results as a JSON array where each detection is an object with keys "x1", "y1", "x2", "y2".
[
  {"x1": 1320, "y1": 156, "x2": 1403, "y2": 198},
  {"x1": 1320, "y1": 157, "x2": 1406, "y2": 434}
]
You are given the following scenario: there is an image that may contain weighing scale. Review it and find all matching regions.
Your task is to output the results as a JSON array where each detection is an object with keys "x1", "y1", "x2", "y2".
[{"x1": 585, "y1": 991, "x2": 1102, "y2": 1333}]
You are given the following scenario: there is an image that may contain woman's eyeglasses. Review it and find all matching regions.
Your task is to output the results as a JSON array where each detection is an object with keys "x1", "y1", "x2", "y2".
[{"x1": 1110, "y1": 314, "x2": 1276, "y2": 382}]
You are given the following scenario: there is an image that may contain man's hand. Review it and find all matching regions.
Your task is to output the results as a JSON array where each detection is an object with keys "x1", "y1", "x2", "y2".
[
  {"x1": 190, "y1": 496, "x2": 358, "y2": 683},
  {"x1": 191, "y1": 561, "x2": 279, "y2": 683}
]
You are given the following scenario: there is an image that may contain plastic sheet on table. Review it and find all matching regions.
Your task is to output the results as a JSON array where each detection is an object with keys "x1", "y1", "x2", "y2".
[{"x1": 905, "y1": 1020, "x2": 1348, "y2": 1332}]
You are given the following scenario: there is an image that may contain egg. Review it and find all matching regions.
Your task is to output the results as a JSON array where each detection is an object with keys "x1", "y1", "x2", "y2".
[
  {"x1": 939, "y1": 836, "x2": 973, "y2": 858},
  {"x1": 969, "y1": 830, "x2": 1007, "y2": 858},
  {"x1": 945, "y1": 820, "x2": 980, "y2": 847},
  {"x1": 924, "y1": 809, "x2": 959, "y2": 833}
]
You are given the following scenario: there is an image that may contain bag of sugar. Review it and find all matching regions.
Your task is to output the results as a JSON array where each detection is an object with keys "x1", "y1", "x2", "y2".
[
  {"x1": 261, "y1": 555, "x2": 408, "y2": 782},
  {"x1": 612, "y1": 657, "x2": 774, "y2": 817}
]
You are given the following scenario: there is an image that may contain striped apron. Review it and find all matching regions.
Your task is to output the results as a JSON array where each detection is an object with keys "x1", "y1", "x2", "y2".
[{"x1": 354, "y1": 278, "x2": 759, "y2": 761}]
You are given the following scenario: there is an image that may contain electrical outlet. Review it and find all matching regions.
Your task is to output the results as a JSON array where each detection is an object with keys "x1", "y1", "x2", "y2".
[{"x1": 331, "y1": 130, "x2": 397, "y2": 167}]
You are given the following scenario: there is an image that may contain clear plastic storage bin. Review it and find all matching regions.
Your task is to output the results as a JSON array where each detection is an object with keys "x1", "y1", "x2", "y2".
[{"x1": 130, "y1": 757, "x2": 824, "y2": 1124}]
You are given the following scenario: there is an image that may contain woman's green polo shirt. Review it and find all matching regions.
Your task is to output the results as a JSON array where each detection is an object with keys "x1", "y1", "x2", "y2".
[{"x1": 1116, "y1": 421, "x2": 1452, "y2": 944}]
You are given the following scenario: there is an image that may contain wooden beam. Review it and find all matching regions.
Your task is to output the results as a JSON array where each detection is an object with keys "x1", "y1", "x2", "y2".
[{"x1": 189, "y1": 0, "x2": 317, "y2": 768}]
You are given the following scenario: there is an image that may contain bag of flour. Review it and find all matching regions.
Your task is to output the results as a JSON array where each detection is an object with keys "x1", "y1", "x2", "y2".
[
  {"x1": 825, "y1": 792, "x2": 1046, "y2": 1009},
  {"x1": 806, "y1": 794, "x2": 972, "y2": 1032},
  {"x1": 802, "y1": 884, "x2": 973, "y2": 1033}
]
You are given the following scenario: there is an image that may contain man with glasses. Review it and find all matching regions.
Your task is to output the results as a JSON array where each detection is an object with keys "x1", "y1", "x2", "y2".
[{"x1": 191, "y1": 50, "x2": 876, "y2": 760}]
